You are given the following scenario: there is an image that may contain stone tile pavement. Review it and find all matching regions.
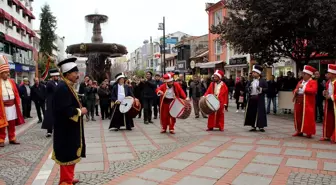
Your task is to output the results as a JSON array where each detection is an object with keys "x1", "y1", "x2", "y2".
[{"x1": 2, "y1": 101, "x2": 336, "y2": 185}]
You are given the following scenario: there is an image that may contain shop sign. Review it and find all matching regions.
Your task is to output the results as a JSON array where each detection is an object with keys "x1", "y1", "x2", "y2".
[
  {"x1": 9, "y1": 63, "x2": 15, "y2": 70},
  {"x1": 15, "y1": 63, "x2": 35, "y2": 72},
  {"x1": 229, "y1": 57, "x2": 247, "y2": 65},
  {"x1": 177, "y1": 60, "x2": 186, "y2": 70},
  {"x1": 190, "y1": 60, "x2": 195, "y2": 69}
]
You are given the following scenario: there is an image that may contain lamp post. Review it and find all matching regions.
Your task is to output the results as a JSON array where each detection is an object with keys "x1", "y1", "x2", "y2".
[{"x1": 158, "y1": 16, "x2": 166, "y2": 74}]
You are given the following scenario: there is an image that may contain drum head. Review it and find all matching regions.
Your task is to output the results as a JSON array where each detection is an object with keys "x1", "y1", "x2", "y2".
[
  {"x1": 169, "y1": 99, "x2": 184, "y2": 118},
  {"x1": 119, "y1": 97, "x2": 134, "y2": 113},
  {"x1": 206, "y1": 94, "x2": 220, "y2": 111}
]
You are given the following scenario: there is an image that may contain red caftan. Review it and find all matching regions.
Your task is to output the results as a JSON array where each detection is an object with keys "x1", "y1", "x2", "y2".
[
  {"x1": 323, "y1": 80, "x2": 336, "y2": 141},
  {"x1": 0, "y1": 78, "x2": 25, "y2": 143},
  {"x1": 293, "y1": 79, "x2": 317, "y2": 136},
  {"x1": 156, "y1": 82, "x2": 186, "y2": 131},
  {"x1": 204, "y1": 81, "x2": 228, "y2": 131}
]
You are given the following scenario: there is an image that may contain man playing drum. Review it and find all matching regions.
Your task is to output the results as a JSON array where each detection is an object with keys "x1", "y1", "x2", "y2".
[
  {"x1": 156, "y1": 73, "x2": 187, "y2": 134},
  {"x1": 203, "y1": 70, "x2": 228, "y2": 131}
]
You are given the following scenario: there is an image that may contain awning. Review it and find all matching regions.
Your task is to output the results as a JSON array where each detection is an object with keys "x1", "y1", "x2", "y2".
[
  {"x1": 4, "y1": 34, "x2": 33, "y2": 50},
  {"x1": 196, "y1": 60, "x2": 224, "y2": 69},
  {"x1": 0, "y1": 9, "x2": 12, "y2": 21},
  {"x1": 11, "y1": 16, "x2": 19, "y2": 26},
  {"x1": 224, "y1": 64, "x2": 248, "y2": 68},
  {"x1": 190, "y1": 50, "x2": 209, "y2": 59},
  {"x1": 11, "y1": 0, "x2": 19, "y2": 6}
]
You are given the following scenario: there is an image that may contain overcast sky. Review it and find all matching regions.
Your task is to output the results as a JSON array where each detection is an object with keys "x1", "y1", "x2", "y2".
[{"x1": 32, "y1": 0, "x2": 217, "y2": 54}]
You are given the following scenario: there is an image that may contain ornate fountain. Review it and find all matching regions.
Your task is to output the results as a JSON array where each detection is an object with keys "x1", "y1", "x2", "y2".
[{"x1": 66, "y1": 13, "x2": 128, "y2": 82}]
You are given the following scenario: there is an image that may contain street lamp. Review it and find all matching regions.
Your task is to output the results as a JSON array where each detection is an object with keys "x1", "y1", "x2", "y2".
[{"x1": 158, "y1": 17, "x2": 166, "y2": 74}]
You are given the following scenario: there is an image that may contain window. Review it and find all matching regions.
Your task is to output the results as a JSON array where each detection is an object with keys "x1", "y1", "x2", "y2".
[
  {"x1": 16, "y1": 27, "x2": 20, "y2": 33},
  {"x1": 213, "y1": 9, "x2": 223, "y2": 26},
  {"x1": 214, "y1": 40, "x2": 222, "y2": 55},
  {"x1": 7, "y1": 0, "x2": 13, "y2": 7},
  {"x1": 16, "y1": 6, "x2": 20, "y2": 13},
  {"x1": 216, "y1": 55, "x2": 221, "y2": 61}
]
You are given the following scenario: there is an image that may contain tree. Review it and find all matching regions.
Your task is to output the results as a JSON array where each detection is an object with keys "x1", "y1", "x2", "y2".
[
  {"x1": 211, "y1": 0, "x2": 336, "y2": 70},
  {"x1": 38, "y1": 4, "x2": 57, "y2": 76}
]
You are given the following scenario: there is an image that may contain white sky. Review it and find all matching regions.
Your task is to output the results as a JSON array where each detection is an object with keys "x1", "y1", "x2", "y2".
[{"x1": 32, "y1": 0, "x2": 217, "y2": 54}]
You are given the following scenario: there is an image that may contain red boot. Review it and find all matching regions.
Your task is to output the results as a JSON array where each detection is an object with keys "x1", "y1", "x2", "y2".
[{"x1": 292, "y1": 132, "x2": 303, "y2": 137}]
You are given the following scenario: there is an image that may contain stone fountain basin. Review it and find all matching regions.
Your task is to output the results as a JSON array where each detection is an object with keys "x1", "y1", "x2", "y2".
[{"x1": 66, "y1": 43, "x2": 128, "y2": 57}]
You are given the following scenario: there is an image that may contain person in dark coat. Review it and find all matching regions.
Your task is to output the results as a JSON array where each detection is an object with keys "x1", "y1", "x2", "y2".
[
  {"x1": 84, "y1": 79, "x2": 98, "y2": 121},
  {"x1": 109, "y1": 73, "x2": 139, "y2": 131},
  {"x1": 52, "y1": 57, "x2": 87, "y2": 185},
  {"x1": 234, "y1": 76, "x2": 247, "y2": 112},
  {"x1": 140, "y1": 71, "x2": 156, "y2": 124},
  {"x1": 177, "y1": 74, "x2": 188, "y2": 96},
  {"x1": 98, "y1": 82, "x2": 111, "y2": 120},
  {"x1": 244, "y1": 65, "x2": 268, "y2": 132},
  {"x1": 19, "y1": 78, "x2": 32, "y2": 118},
  {"x1": 227, "y1": 75, "x2": 235, "y2": 99},
  {"x1": 78, "y1": 75, "x2": 90, "y2": 106},
  {"x1": 134, "y1": 78, "x2": 144, "y2": 118},
  {"x1": 30, "y1": 77, "x2": 46, "y2": 123},
  {"x1": 314, "y1": 71, "x2": 324, "y2": 123},
  {"x1": 153, "y1": 74, "x2": 163, "y2": 119},
  {"x1": 266, "y1": 75, "x2": 278, "y2": 114},
  {"x1": 42, "y1": 69, "x2": 59, "y2": 137}
]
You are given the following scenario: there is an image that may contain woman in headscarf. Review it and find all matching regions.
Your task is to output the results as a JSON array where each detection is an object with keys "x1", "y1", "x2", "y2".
[{"x1": 109, "y1": 73, "x2": 139, "y2": 131}]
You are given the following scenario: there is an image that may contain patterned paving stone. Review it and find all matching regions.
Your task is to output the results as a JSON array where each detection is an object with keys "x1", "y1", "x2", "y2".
[
  {"x1": 209, "y1": 136, "x2": 232, "y2": 142},
  {"x1": 311, "y1": 143, "x2": 336, "y2": 150},
  {"x1": 76, "y1": 162, "x2": 104, "y2": 172},
  {"x1": 284, "y1": 149, "x2": 312, "y2": 157},
  {"x1": 255, "y1": 146, "x2": 281, "y2": 154},
  {"x1": 191, "y1": 166, "x2": 228, "y2": 179},
  {"x1": 243, "y1": 163, "x2": 279, "y2": 176},
  {"x1": 286, "y1": 158, "x2": 318, "y2": 169},
  {"x1": 217, "y1": 150, "x2": 247, "y2": 159},
  {"x1": 133, "y1": 145, "x2": 157, "y2": 152},
  {"x1": 256, "y1": 139, "x2": 280, "y2": 146},
  {"x1": 81, "y1": 154, "x2": 104, "y2": 163},
  {"x1": 206, "y1": 157, "x2": 239, "y2": 169},
  {"x1": 324, "y1": 162, "x2": 336, "y2": 172},
  {"x1": 105, "y1": 141, "x2": 128, "y2": 147},
  {"x1": 174, "y1": 152, "x2": 205, "y2": 161},
  {"x1": 287, "y1": 172, "x2": 336, "y2": 185},
  {"x1": 199, "y1": 140, "x2": 223, "y2": 147},
  {"x1": 283, "y1": 142, "x2": 307, "y2": 148},
  {"x1": 188, "y1": 146, "x2": 216, "y2": 154},
  {"x1": 232, "y1": 138, "x2": 255, "y2": 144},
  {"x1": 232, "y1": 174, "x2": 272, "y2": 185},
  {"x1": 227, "y1": 144, "x2": 254, "y2": 152},
  {"x1": 253, "y1": 155, "x2": 283, "y2": 165},
  {"x1": 317, "y1": 151, "x2": 336, "y2": 160},
  {"x1": 130, "y1": 140, "x2": 152, "y2": 145},
  {"x1": 137, "y1": 168, "x2": 177, "y2": 182},
  {"x1": 159, "y1": 159, "x2": 193, "y2": 170},
  {"x1": 176, "y1": 176, "x2": 217, "y2": 185},
  {"x1": 106, "y1": 146, "x2": 131, "y2": 153},
  {"x1": 152, "y1": 138, "x2": 176, "y2": 144},
  {"x1": 108, "y1": 153, "x2": 134, "y2": 161},
  {"x1": 119, "y1": 178, "x2": 158, "y2": 185}
]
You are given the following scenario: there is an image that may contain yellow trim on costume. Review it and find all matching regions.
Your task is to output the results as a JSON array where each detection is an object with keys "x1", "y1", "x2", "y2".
[
  {"x1": 51, "y1": 150, "x2": 81, "y2": 165},
  {"x1": 70, "y1": 108, "x2": 81, "y2": 122},
  {"x1": 301, "y1": 95, "x2": 306, "y2": 133},
  {"x1": 332, "y1": 80, "x2": 336, "y2": 139}
]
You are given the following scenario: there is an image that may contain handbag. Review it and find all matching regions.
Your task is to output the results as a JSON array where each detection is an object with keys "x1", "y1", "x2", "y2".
[{"x1": 238, "y1": 96, "x2": 244, "y2": 103}]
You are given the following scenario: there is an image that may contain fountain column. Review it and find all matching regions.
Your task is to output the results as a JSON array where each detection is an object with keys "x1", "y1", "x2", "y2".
[{"x1": 92, "y1": 21, "x2": 103, "y2": 43}]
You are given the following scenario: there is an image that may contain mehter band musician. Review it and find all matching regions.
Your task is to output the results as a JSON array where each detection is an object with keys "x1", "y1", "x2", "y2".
[
  {"x1": 244, "y1": 65, "x2": 268, "y2": 132},
  {"x1": 321, "y1": 64, "x2": 336, "y2": 142},
  {"x1": 0, "y1": 54, "x2": 25, "y2": 147},
  {"x1": 109, "y1": 73, "x2": 138, "y2": 131},
  {"x1": 204, "y1": 70, "x2": 228, "y2": 131},
  {"x1": 52, "y1": 57, "x2": 87, "y2": 185},
  {"x1": 156, "y1": 73, "x2": 186, "y2": 134},
  {"x1": 292, "y1": 65, "x2": 317, "y2": 138}
]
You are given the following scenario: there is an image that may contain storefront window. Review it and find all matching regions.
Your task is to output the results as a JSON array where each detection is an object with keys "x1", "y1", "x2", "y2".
[{"x1": 274, "y1": 66, "x2": 293, "y2": 78}]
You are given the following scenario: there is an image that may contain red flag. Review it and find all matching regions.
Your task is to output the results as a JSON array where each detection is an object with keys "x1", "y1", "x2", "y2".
[{"x1": 41, "y1": 57, "x2": 51, "y2": 80}]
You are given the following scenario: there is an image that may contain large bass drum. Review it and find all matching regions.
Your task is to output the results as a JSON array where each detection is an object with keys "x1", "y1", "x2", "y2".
[
  {"x1": 199, "y1": 94, "x2": 220, "y2": 115},
  {"x1": 169, "y1": 98, "x2": 192, "y2": 119},
  {"x1": 119, "y1": 96, "x2": 141, "y2": 118}
]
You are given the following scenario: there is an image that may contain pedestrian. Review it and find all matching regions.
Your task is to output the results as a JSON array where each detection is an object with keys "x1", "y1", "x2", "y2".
[
  {"x1": 98, "y1": 82, "x2": 111, "y2": 120},
  {"x1": 19, "y1": 78, "x2": 32, "y2": 118},
  {"x1": 31, "y1": 77, "x2": 46, "y2": 123},
  {"x1": 0, "y1": 54, "x2": 25, "y2": 147},
  {"x1": 292, "y1": 65, "x2": 317, "y2": 138},
  {"x1": 52, "y1": 57, "x2": 87, "y2": 185},
  {"x1": 203, "y1": 70, "x2": 228, "y2": 131},
  {"x1": 140, "y1": 71, "x2": 156, "y2": 124},
  {"x1": 78, "y1": 75, "x2": 90, "y2": 106},
  {"x1": 234, "y1": 76, "x2": 247, "y2": 113},
  {"x1": 178, "y1": 74, "x2": 188, "y2": 96},
  {"x1": 189, "y1": 75, "x2": 207, "y2": 118},
  {"x1": 84, "y1": 79, "x2": 98, "y2": 121},
  {"x1": 109, "y1": 73, "x2": 138, "y2": 131},
  {"x1": 314, "y1": 71, "x2": 324, "y2": 123},
  {"x1": 93, "y1": 81, "x2": 99, "y2": 117},
  {"x1": 42, "y1": 69, "x2": 59, "y2": 137},
  {"x1": 227, "y1": 75, "x2": 235, "y2": 99},
  {"x1": 266, "y1": 75, "x2": 278, "y2": 114},
  {"x1": 134, "y1": 77, "x2": 144, "y2": 118},
  {"x1": 321, "y1": 64, "x2": 336, "y2": 142},
  {"x1": 156, "y1": 73, "x2": 187, "y2": 134},
  {"x1": 244, "y1": 65, "x2": 268, "y2": 132},
  {"x1": 283, "y1": 71, "x2": 297, "y2": 114},
  {"x1": 153, "y1": 74, "x2": 163, "y2": 119}
]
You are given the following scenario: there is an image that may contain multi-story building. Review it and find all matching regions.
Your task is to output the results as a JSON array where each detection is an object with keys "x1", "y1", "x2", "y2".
[
  {"x1": 33, "y1": 30, "x2": 65, "y2": 61},
  {"x1": 0, "y1": 0, "x2": 36, "y2": 83}
]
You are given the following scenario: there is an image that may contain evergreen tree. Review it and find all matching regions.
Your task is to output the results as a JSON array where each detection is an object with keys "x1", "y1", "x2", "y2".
[{"x1": 210, "y1": 0, "x2": 336, "y2": 70}]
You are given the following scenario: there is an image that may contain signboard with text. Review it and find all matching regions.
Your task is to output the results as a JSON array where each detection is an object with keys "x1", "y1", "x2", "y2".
[{"x1": 229, "y1": 57, "x2": 247, "y2": 65}]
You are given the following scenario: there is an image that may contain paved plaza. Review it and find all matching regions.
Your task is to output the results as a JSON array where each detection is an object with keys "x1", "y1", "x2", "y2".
[{"x1": 1, "y1": 103, "x2": 336, "y2": 185}]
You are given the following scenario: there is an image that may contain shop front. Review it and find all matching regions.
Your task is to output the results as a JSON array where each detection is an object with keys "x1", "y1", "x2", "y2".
[
  {"x1": 15, "y1": 63, "x2": 35, "y2": 84},
  {"x1": 273, "y1": 58, "x2": 296, "y2": 78},
  {"x1": 225, "y1": 57, "x2": 249, "y2": 80}
]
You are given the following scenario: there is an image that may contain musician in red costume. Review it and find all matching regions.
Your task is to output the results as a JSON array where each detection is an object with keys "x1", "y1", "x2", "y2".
[
  {"x1": 204, "y1": 70, "x2": 228, "y2": 131},
  {"x1": 293, "y1": 65, "x2": 317, "y2": 138},
  {"x1": 321, "y1": 64, "x2": 336, "y2": 142},
  {"x1": 0, "y1": 54, "x2": 25, "y2": 147},
  {"x1": 156, "y1": 73, "x2": 186, "y2": 134}
]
